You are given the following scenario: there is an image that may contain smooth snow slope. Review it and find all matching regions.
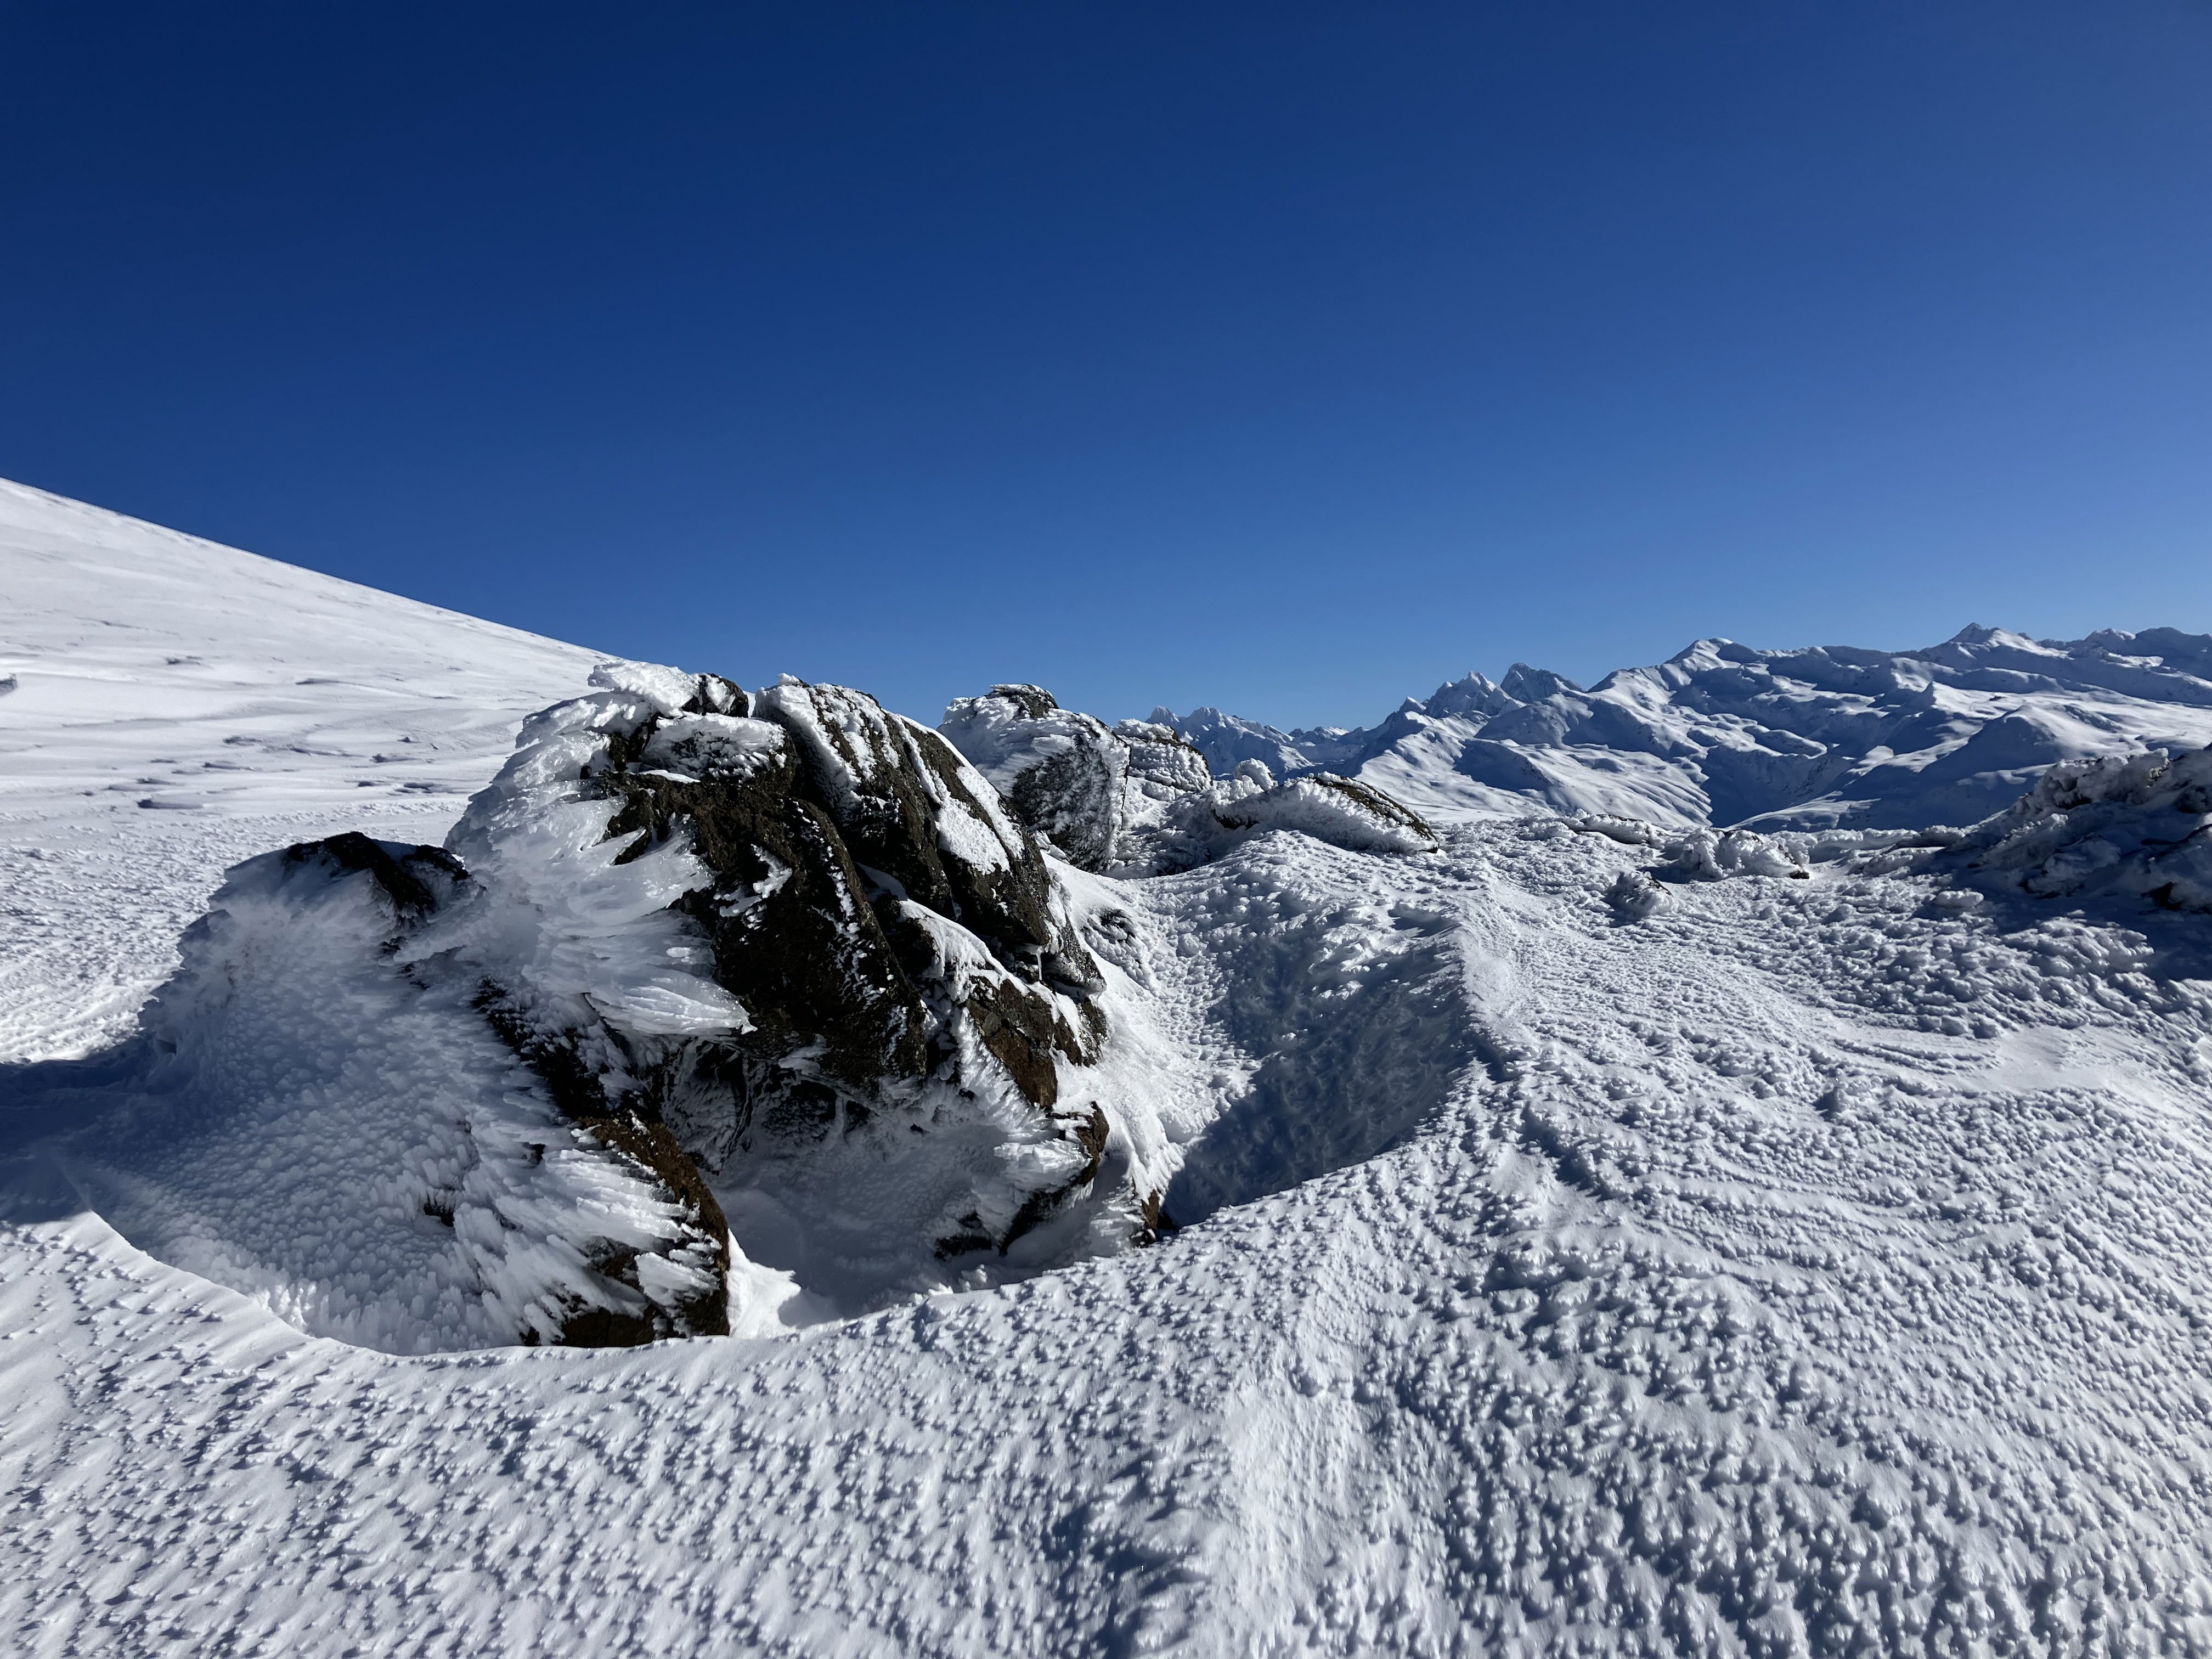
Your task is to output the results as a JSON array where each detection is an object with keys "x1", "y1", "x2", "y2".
[
  {"x1": 0, "y1": 478, "x2": 600, "y2": 1060},
  {"x1": 5, "y1": 483, "x2": 2212, "y2": 1655}
]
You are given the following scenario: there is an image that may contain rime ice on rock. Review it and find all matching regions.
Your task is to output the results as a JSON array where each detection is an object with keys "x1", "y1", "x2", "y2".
[
  {"x1": 87, "y1": 663, "x2": 1189, "y2": 1351},
  {"x1": 941, "y1": 684, "x2": 1437, "y2": 874},
  {"x1": 1965, "y1": 743, "x2": 2212, "y2": 909}
]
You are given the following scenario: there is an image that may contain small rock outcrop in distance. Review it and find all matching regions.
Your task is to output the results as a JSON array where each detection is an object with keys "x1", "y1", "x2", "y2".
[
  {"x1": 1212, "y1": 773, "x2": 1440, "y2": 856},
  {"x1": 941, "y1": 684, "x2": 1440, "y2": 873},
  {"x1": 938, "y1": 684, "x2": 1134, "y2": 872},
  {"x1": 1963, "y1": 743, "x2": 2212, "y2": 909}
]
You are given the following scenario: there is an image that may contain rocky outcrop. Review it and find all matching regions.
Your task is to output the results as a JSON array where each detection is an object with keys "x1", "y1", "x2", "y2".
[
  {"x1": 940, "y1": 686, "x2": 1149, "y2": 872},
  {"x1": 99, "y1": 659, "x2": 1176, "y2": 1352},
  {"x1": 436, "y1": 663, "x2": 1132, "y2": 1278},
  {"x1": 1211, "y1": 774, "x2": 1438, "y2": 855},
  {"x1": 1962, "y1": 743, "x2": 2212, "y2": 909},
  {"x1": 97, "y1": 663, "x2": 1444, "y2": 1355},
  {"x1": 942, "y1": 685, "x2": 1438, "y2": 873}
]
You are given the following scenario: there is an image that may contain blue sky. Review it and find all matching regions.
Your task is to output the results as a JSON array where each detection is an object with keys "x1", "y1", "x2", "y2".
[{"x1": 4, "y1": 3, "x2": 2208, "y2": 730}]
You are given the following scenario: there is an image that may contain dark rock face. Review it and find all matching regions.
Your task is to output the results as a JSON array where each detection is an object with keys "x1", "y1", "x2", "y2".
[
  {"x1": 595, "y1": 678, "x2": 1110, "y2": 1136},
  {"x1": 1009, "y1": 742, "x2": 1126, "y2": 874},
  {"x1": 420, "y1": 663, "x2": 1137, "y2": 1331},
  {"x1": 757, "y1": 680, "x2": 1101, "y2": 992},
  {"x1": 599, "y1": 734, "x2": 935, "y2": 1107}
]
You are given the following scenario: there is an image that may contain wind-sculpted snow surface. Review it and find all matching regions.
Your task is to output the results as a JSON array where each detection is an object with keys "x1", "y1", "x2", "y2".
[
  {"x1": 0, "y1": 477, "x2": 600, "y2": 1063},
  {"x1": 9, "y1": 797, "x2": 2212, "y2": 1653},
  {"x1": 9, "y1": 482, "x2": 2212, "y2": 1654},
  {"x1": 1155, "y1": 625, "x2": 2212, "y2": 832}
]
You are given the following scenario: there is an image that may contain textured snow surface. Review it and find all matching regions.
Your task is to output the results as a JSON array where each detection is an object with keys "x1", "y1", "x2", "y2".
[
  {"x1": 0, "y1": 477, "x2": 600, "y2": 1062},
  {"x1": 7, "y1": 481, "x2": 2212, "y2": 1655}
]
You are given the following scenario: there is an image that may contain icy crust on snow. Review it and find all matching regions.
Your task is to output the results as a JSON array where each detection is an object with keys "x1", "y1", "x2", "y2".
[{"x1": 1153, "y1": 625, "x2": 2212, "y2": 832}]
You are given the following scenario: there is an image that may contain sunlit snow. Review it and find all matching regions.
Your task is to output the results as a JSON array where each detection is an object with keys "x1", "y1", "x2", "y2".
[{"x1": 5, "y1": 478, "x2": 2211, "y2": 1656}]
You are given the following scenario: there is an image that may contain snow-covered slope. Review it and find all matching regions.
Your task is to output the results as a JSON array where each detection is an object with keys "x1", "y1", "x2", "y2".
[
  {"x1": 5, "y1": 482, "x2": 2212, "y2": 1655},
  {"x1": 1157, "y1": 627, "x2": 2212, "y2": 832},
  {"x1": 0, "y1": 478, "x2": 600, "y2": 1060}
]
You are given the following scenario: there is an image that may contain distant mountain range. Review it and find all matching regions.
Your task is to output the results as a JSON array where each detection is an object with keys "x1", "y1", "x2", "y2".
[{"x1": 1148, "y1": 625, "x2": 2212, "y2": 830}]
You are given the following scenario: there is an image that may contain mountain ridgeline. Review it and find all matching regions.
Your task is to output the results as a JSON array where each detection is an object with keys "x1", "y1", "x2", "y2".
[{"x1": 1148, "y1": 625, "x2": 2212, "y2": 832}]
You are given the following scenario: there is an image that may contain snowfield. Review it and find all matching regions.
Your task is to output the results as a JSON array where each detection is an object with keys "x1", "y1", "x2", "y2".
[
  {"x1": 5, "y1": 481, "x2": 2212, "y2": 1656},
  {"x1": 0, "y1": 479, "x2": 598, "y2": 1064}
]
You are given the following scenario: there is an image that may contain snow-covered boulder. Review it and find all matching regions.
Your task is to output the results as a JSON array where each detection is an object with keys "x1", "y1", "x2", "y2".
[
  {"x1": 938, "y1": 687, "x2": 1220, "y2": 874},
  {"x1": 1114, "y1": 716, "x2": 1214, "y2": 799},
  {"x1": 1214, "y1": 774, "x2": 1439, "y2": 856},
  {"x1": 88, "y1": 831, "x2": 736, "y2": 1352},
  {"x1": 939, "y1": 684, "x2": 1133, "y2": 871},
  {"x1": 941, "y1": 687, "x2": 1436, "y2": 873},
  {"x1": 1662, "y1": 825, "x2": 1809, "y2": 881},
  {"x1": 76, "y1": 662, "x2": 1188, "y2": 1351},
  {"x1": 1965, "y1": 743, "x2": 2212, "y2": 909}
]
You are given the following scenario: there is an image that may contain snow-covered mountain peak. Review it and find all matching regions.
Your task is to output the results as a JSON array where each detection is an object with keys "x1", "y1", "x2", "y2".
[{"x1": 1151, "y1": 623, "x2": 2212, "y2": 833}]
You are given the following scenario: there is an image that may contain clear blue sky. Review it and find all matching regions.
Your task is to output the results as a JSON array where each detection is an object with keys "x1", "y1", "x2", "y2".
[{"x1": 4, "y1": 3, "x2": 2208, "y2": 730}]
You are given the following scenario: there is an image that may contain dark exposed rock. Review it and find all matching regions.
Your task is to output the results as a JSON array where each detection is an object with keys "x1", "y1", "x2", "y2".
[
  {"x1": 415, "y1": 664, "x2": 1148, "y2": 1332},
  {"x1": 763, "y1": 680, "x2": 1099, "y2": 985},
  {"x1": 281, "y1": 832, "x2": 467, "y2": 923},
  {"x1": 598, "y1": 749, "x2": 935, "y2": 1101}
]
